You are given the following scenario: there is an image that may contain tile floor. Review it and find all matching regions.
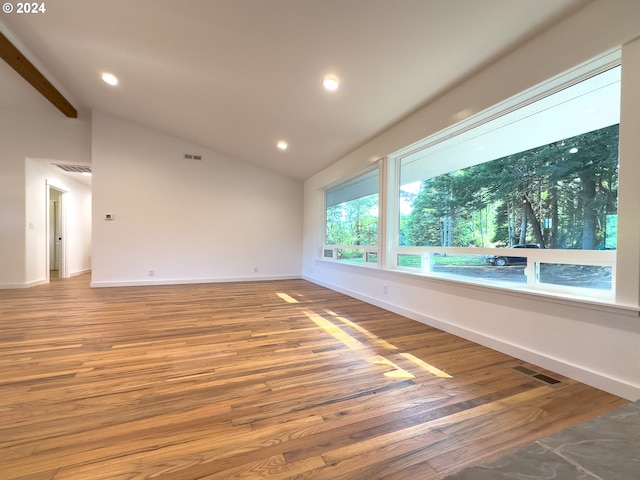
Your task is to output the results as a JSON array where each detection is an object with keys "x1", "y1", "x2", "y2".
[{"x1": 445, "y1": 399, "x2": 640, "y2": 480}]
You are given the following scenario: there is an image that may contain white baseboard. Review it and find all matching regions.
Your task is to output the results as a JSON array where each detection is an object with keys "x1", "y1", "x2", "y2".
[
  {"x1": 90, "y1": 274, "x2": 301, "y2": 288},
  {"x1": 68, "y1": 268, "x2": 91, "y2": 277},
  {"x1": 0, "y1": 278, "x2": 48, "y2": 289},
  {"x1": 304, "y1": 275, "x2": 640, "y2": 401},
  {"x1": 0, "y1": 270, "x2": 90, "y2": 289}
]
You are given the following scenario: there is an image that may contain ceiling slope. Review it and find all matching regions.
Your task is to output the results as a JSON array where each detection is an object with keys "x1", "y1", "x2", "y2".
[
  {"x1": 0, "y1": 30, "x2": 77, "y2": 117},
  {"x1": 0, "y1": 0, "x2": 588, "y2": 179}
]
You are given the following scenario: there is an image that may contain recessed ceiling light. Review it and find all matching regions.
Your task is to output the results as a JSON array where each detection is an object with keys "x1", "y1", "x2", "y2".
[
  {"x1": 101, "y1": 73, "x2": 118, "y2": 86},
  {"x1": 323, "y1": 75, "x2": 339, "y2": 92},
  {"x1": 277, "y1": 141, "x2": 288, "y2": 150},
  {"x1": 81, "y1": 172, "x2": 92, "y2": 177},
  {"x1": 453, "y1": 108, "x2": 474, "y2": 121},
  {"x1": 569, "y1": 147, "x2": 579, "y2": 154}
]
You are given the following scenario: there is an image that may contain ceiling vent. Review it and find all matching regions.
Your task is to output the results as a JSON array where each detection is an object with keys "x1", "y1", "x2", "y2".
[
  {"x1": 184, "y1": 154, "x2": 202, "y2": 160},
  {"x1": 54, "y1": 164, "x2": 92, "y2": 173}
]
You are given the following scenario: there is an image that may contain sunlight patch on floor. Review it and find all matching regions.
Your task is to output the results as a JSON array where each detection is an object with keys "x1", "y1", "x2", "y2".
[
  {"x1": 276, "y1": 293, "x2": 299, "y2": 304},
  {"x1": 401, "y1": 352, "x2": 452, "y2": 378},
  {"x1": 275, "y1": 292, "x2": 452, "y2": 381},
  {"x1": 368, "y1": 355, "x2": 415, "y2": 379},
  {"x1": 303, "y1": 310, "x2": 365, "y2": 350},
  {"x1": 328, "y1": 311, "x2": 398, "y2": 351}
]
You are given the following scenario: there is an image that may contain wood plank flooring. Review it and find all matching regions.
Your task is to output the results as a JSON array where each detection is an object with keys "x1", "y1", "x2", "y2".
[{"x1": 0, "y1": 274, "x2": 626, "y2": 479}]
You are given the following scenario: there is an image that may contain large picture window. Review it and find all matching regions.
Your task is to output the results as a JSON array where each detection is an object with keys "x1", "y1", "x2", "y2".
[
  {"x1": 320, "y1": 62, "x2": 622, "y2": 300},
  {"x1": 397, "y1": 66, "x2": 620, "y2": 293}
]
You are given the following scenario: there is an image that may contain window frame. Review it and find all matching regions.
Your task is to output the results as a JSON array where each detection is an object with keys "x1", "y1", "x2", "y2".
[
  {"x1": 323, "y1": 164, "x2": 381, "y2": 267},
  {"x1": 319, "y1": 50, "x2": 623, "y2": 302}
]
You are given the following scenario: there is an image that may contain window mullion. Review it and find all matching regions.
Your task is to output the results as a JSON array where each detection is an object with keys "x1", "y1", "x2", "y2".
[{"x1": 383, "y1": 155, "x2": 400, "y2": 270}]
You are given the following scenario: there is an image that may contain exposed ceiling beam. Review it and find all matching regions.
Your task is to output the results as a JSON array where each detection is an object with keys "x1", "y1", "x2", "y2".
[{"x1": 0, "y1": 31, "x2": 77, "y2": 118}]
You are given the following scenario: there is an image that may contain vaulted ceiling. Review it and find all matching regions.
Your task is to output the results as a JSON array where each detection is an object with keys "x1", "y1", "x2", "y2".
[{"x1": 0, "y1": 0, "x2": 588, "y2": 180}]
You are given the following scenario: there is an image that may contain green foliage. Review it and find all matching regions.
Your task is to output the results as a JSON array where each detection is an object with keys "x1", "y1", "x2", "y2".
[
  {"x1": 326, "y1": 193, "x2": 379, "y2": 246},
  {"x1": 404, "y1": 125, "x2": 619, "y2": 250},
  {"x1": 432, "y1": 255, "x2": 486, "y2": 266}
]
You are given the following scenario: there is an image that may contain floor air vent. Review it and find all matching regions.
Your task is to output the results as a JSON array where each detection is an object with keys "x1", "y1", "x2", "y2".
[
  {"x1": 532, "y1": 373, "x2": 563, "y2": 386},
  {"x1": 511, "y1": 365, "x2": 566, "y2": 388}
]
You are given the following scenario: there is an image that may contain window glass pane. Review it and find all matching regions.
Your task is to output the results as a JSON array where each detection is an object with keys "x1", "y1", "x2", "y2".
[
  {"x1": 433, "y1": 254, "x2": 527, "y2": 284},
  {"x1": 399, "y1": 67, "x2": 620, "y2": 252},
  {"x1": 337, "y1": 249, "x2": 365, "y2": 264},
  {"x1": 538, "y1": 263, "x2": 612, "y2": 290},
  {"x1": 326, "y1": 169, "x2": 379, "y2": 245},
  {"x1": 397, "y1": 254, "x2": 421, "y2": 269}
]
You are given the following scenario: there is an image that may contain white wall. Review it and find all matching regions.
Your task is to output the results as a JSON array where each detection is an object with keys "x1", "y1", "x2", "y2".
[
  {"x1": 91, "y1": 111, "x2": 302, "y2": 286},
  {"x1": 303, "y1": 1, "x2": 640, "y2": 400},
  {"x1": 0, "y1": 108, "x2": 91, "y2": 288},
  {"x1": 617, "y1": 34, "x2": 640, "y2": 307}
]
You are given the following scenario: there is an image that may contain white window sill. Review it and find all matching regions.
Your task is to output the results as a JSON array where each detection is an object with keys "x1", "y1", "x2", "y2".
[{"x1": 316, "y1": 258, "x2": 640, "y2": 318}]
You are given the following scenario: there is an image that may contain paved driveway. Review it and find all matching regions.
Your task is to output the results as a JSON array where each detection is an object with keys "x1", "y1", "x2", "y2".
[{"x1": 432, "y1": 264, "x2": 611, "y2": 290}]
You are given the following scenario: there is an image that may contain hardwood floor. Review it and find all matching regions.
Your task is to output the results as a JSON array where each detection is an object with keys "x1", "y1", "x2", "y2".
[{"x1": 0, "y1": 274, "x2": 626, "y2": 479}]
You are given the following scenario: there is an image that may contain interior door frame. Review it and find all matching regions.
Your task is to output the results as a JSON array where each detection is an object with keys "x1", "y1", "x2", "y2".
[{"x1": 46, "y1": 183, "x2": 68, "y2": 280}]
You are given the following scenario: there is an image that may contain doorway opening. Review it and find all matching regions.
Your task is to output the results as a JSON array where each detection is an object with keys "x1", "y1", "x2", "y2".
[{"x1": 48, "y1": 185, "x2": 67, "y2": 280}]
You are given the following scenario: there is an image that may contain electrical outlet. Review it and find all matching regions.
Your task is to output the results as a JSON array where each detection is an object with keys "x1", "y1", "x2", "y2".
[
  {"x1": 253, "y1": 266, "x2": 259, "y2": 273},
  {"x1": 149, "y1": 269, "x2": 155, "y2": 276},
  {"x1": 383, "y1": 285, "x2": 388, "y2": 295}
]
